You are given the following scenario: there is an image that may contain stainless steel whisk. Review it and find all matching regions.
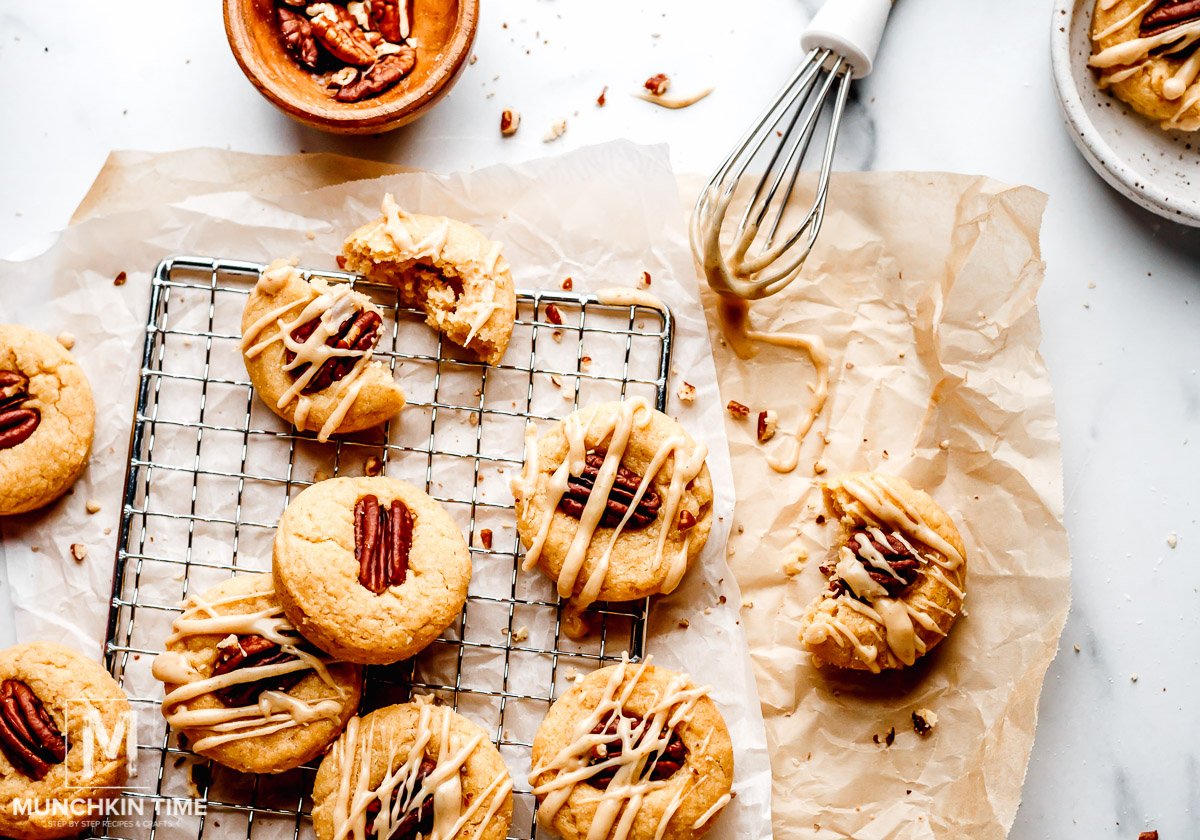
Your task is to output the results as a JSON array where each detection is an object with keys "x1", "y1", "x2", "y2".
[{"x1": 691, "y1": 0, "x2": 893, "y2": 300}]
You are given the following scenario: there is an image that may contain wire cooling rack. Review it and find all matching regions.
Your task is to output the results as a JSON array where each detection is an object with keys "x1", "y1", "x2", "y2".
[{"x1": 101, "y1": 256, "x2": 673, "y2": 840}]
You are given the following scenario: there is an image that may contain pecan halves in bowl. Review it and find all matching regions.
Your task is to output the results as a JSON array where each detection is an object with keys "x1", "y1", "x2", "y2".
[
  {"x1": 0, "y1": 679, "x2": 67, "y2": 780},
  {"x1": 369, "y1": 0, "x2": 405, "y2": 43},
  {"x1": 0, "y1": 371, "x2": 40, "y2": 451},
  {"x1": 335, "y1": 49, "x2": 417, "y2": 103},
  {"x1": 278, "y1": 7, "x2": 319, "y2": 69},
  {"x1": 355, "y1": 494, "x2": 415, "y2": 594},
  {"x1": 558, "y1": 451, "x2": 662, "y2": 530},
  {"x1": 309, "y1": 4, "x2": 377, "y2": 67},
  {"x1": 210, "y1": 635, "x2": 304, "y2": 707}
]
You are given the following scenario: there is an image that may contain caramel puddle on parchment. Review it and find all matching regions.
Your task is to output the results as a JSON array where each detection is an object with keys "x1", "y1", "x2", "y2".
[{"x1": 717, "y1": 296, "x2": 829, "y2": 474}]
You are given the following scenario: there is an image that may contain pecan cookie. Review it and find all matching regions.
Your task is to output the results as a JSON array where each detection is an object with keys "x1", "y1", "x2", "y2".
[
  {"x1": 1089, "y1": 0, "x2": 1200, "y2": 131},
  {"x1": 312, "y1": 703, "x2": 512, "y2": 840},
  {"x1": 151, "y1": 573, "x2": 363, "y2": 774},
  {"x1": 340, "y1": 195, "x2": 516, "y2": 365},
  {"x1": 241, "y1": 259, "x2": 405, "y2": 442},
  {"x1": 0, "y1": 641, "x2": 131, "y2": 840},
  {"x1": 0, "y1": 325, "x2": 95, "y2": 516},
  {"x1": 530, "y1": 659, "x2": 734, "y2": 840},
  {"x1": 512, "y1": 398, "x2": 713, "y2": 638},
  {"x1": 272, "y1": 476, "x2": 471, "y2": 664},
  {"x1": 800, "y1": 472, "x2": 968, "y2": 673}
]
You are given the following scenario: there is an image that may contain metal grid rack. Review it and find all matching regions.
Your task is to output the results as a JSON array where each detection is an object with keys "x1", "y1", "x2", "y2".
[{"x1": 101, "y1": 256, "x2": 673, "y2": 840}]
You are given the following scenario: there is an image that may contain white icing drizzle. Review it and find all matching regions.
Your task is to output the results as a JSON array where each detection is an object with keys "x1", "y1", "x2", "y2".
[
  {"x1": 530, "y1": 656, "x2": 722, "y2": 840},
  {"x1": 513, "y1": 399, "x2": 708, "y2": 639},
  {"x1": 594, "y1": 287, "x2": 669, "y2": 312},
  {"x1": 329, "y1": 705, "x2": 512, "y2": 840},
  {"x1": 153, "y1": 585, "x2": 348, "y2": 752},
  {"x1": 808, "y1": 475, "x2": 966, "y2": 671},
  {"x1": 1090, "y1": 14, "x2": 1200, "y2": 128},
  {"x1": 691, "y1": 792, "x2": 731, "y2": 830},
  {"x1": 241, "y1": 276, "x2": 382, "y2": 442},
  {"x1": 633, "y1": 87, "x2": 715, "y2": 109},
  {"x1": 717, "y1": 298, "x2": 829, "y2": 474}
]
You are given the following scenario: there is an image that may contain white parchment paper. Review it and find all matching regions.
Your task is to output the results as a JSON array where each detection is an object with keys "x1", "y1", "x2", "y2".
[{"x1": 0, "y1": 142, "x2": 771, "y2": 840}]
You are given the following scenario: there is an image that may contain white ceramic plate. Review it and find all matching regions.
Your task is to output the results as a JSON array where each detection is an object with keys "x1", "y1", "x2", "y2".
[{"x1": 1050, "y1": 0, "x2": 1200, "y2": 227}]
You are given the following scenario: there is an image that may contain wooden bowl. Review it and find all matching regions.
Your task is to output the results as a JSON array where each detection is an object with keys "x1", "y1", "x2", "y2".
[{"x1": 224, "y1": 0, "x2": 478, "y2": 135}]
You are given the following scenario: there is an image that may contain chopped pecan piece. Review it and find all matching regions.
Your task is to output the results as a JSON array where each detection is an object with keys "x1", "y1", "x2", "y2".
[
  {"x1": 0, "y1": 371, "x2": 39, "y2": 451},
  {"x1": 544, "y1": 303, "x2": 564, "y2": 325},
  {"x1": 0, "y1": 680, "x2": 67, "y2": 780},
  {"x1": 585, "y1": 711, "x2": 687, "y2": 788},
  {"x1": 500, "y1": 108, "x2": 520, "y2": 136},
  {"x1": 559, "y1": 451, "x2": 662, "y2": 530},
  {"x1": 211, "y1": 635, "x2": 304, "y2": 707},
  {"x1": 822, "y1": 529, "x2": 922, "y2": 598},
  {"x1": 756, "y1": 409, "x2": 777, "y2": 442},
  {"x1": 309, "y1": 3, "x2": 377, "y2": 66},
  {"x1": 726, "y1": 400, "x2": 749, "y2": 420},
  {"x1": 677, "y1": 510, "x2": 697, "y2": 531},
  {"x1": 278, "y1": 7, "x2": 319, "y2": 69},
  {"x1": 365, "y1": 757, "x2": 437, "y2": 839},
  {"x1": 285, "y1": 308, "x2": 382, "y2": 393},
  {"x1": 644, "y1": 73, "x2": 670, "y2": 96},
  {"x1": 355, "y1": 494, "x2": 414, "y2": 594},
  {"x1": 1140, "y1": 0, "x2": 1200, "y2": 35},
  {"x1": 335, "y1": 50, "x2": 417, "y2": 102}
]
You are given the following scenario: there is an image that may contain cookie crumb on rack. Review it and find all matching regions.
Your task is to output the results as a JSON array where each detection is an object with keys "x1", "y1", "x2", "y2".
[
  {"x1": 363, "y1": 456, "x2": 383, "y2": 477},
  {"x1": 510, "y1": 626, "x2": 528, "y2": 644},
  {"x1": 542, "y1": 118, "x2": 567, "y2": 143},
  {"x1": 676, "y1": 382, "x2": 696, "y2": 403},
  {"x1": 70, "y1": 543, "x2": 88, "y2": 562},
  {"x1": 1167, "y1": 532, "x2": 1178, "y2": 549},
  {"x1": 813, "y1": 460, "x2": 827, "y2": 475},
  {"x1": 677, "y1": 618, "x2": 690, "y2": 629},
  {"x1": 56, "y1": 332, "x2": 76, "y2": 350},
  {"x1": 782, "y1": 549, "x2": 807, "y2": 577},
  {"x1": 85, "y1": 499, "x2": 102, "y2": 514},
  {"x1": 939, "y1": 439, "x2": 951, "y2": 450},
  {"x1": 911, "y1": 708, "x2": 938, "y2": 736}
]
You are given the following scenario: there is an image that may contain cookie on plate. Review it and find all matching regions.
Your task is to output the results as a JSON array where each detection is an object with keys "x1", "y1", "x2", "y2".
[
  {"x1": 272, "y1": 476, "x2": 471, "y2": 665},
  {"x1": 0, "y1": 641, "x2": 131, "y2": 840},
  {"x1": 530, "y1": 658, "x2": 734, "y2": 840},
  {"x1": 241, "y1": 259, "x2": 405, "y2": 442},
  {"x1": 152, "y1": 573, "x2": 363, "y2": 774},
  {"x1": 312, "y1": 702, "x2": 513, "y2": 840},
  {"x1": 340, "y1": 194, "x2": 516, "y2": 364},
  {"x1": 512, "y1": 398, "x2": 713, "y2": 639},
  {"x1": 800, "y1": 472, "x2": 968, "y2": 673},
  {"x1": 1089, "y1": 0, "x2": 1200, "y2": 132},
  {"x1": 0, "y1": 325, "x2": 95, "y2": 516}
]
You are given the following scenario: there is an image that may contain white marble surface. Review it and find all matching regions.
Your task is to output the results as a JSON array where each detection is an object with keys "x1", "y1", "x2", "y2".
[{"x1": 0, "y1": 0, "x2": 1197, "y2": 837}]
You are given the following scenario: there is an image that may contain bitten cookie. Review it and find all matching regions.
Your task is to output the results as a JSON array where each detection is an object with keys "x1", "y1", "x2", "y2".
[
  {"x1": 1089, "y1": 0, "x2": 1200, "y2": 132},
  {"x1": 272, "y1": 476, "x2": 471, "y2": 665},
  {"x1": 241, "y1": 260, "x2": 405, "y2": 442},
  {"x1": 800, "y1": 472, "x2": 968, "y2": 673},
  {"x1": 530, "y1": 659, "x2": 734, "y2": 840},
  {"x1": 0, "y1": 641, "x2": 131, "y2": 840},
  {"x1": 340, "y1": 194, "x2": 516, "y2": 365},
  {"x1": 151, "y1": 573, "x2": 363, "y2": 774},
  {"x1": 512, "y1": 398, "x2": 713, "y2": 639},
  {"x1": 0, "y1": 325, "x2": 95, "y2": 516},
  {"x1": 312, "y1": 703, "x2": 512, "y2": 840}
]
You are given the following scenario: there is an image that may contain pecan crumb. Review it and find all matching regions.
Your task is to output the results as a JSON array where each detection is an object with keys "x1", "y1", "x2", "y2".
[
  {"x1": 872, "y1": 726, "x2": 896, "y2": 747},
  {"x1": 938, "y1": 439, "x2": 951, "y2": 450},
  {"x1": 677, "y1": 618, "x2": 690, "y2": 629},
  {"x1": 85, "y1": 500, "x2": 101, "y2": 514},
  {"x1": 500, "y1": 108, "x2": 520, "y2": 136},
  {"x1": 726, "y1": 400, "x2": 750, "y2": 420},
  {"x1": 813, "y1": 460, "x2": 827, "y2": 475},
  {"x1": 1138, "y1": 832, "x2": 1159, "y2": 840},
  {"x1": 543, "y1": 118, "x2": 567, "y2": 143},
  {"x1": 580, "y1": 356, "x2": 592, "y2": 370},
  {"x1": 549, "y1": 374, "x2": 563, "y2": 389},
  {"x1": 510, "y1": 626, "x2": 528, "y2": 643},
  {"x1": 363, "y1": 456, "x2": 382, "y2": 477},
  {"x1": 551, "y1": 329, "x2": 563, "y2": 343},
  {"x1": 644, "y1": 73, "x2": 670, "y2": 96},
  {"x1": 560, "y1": 276, "x2": 573, "y2": 291},
  {"x1": 782, "y1": 549, "x2": 807, "y2": 577},
  {"x1": 56, "y1": 332, "x2": 75, "y2": 350},
  {"x1": 479, "y1": 528, "x2": 493, "y2": 550},
  {"x1": 911, "y1": 709, "x2": 938, "y2": 737},
  {"x1": 597, "y1": 85, "x2": 608, "y2": 107},
  {"x1": 677, "y1": 510, "x2": 697, "y2": 531},
  {"x1": 114, "y1": 271, "x2": 127, "y2": 286},
  {"x1": 70, "y1": 543, "x2": 88, "y2": 562},
  {"x1": 756, "y1": 409, "x2": 778, "y2": 443},
  {"x1": 545, "y1": 303, "x2": 564, "y2": 325},
  {"x1": 469, "y1": 53, "x2": 477, "y2": 65},
  {"x1": 676, "y1": 382, "x2": 696, "y2": 403},
  {"x1": 638, "y1": 271, "x2": 651, "y2": 288}
]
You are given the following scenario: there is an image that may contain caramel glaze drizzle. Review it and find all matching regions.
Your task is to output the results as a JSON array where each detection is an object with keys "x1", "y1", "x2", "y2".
[
  {"x1": 1090, "y1": 2, "x2": 1200, "y2": 129},
  {"x1": 152, "y1": 586, "x2": 349, "y2": 752},
  {"x1": 242, "y1": 266, "x2": 383, "y2": 443},
  {"x1": 512, "y1": 398, "x2": 709, "y2": 639},
  {"x1": 530, "y1": 656, "x2": 730, "y2": 840},
  {"x1": 802, "y1": 475, "x2": 966, "y2": 672},
  {"x1": 329, "y1": 703, "x2": 512, "y2": 840}
]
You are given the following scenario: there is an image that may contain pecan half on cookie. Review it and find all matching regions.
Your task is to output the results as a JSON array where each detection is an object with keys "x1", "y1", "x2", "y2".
[
  {"x1": 1140, "y1": 0, "x2": 1200, "y2": 36},
  {"x1": 211, "y1": 634, "x2": 305, "y2": 708},
  {"x1": 354, "y1": 494, "x2": 414, "y2": 594},
  {"x1": 558, "y1": 451, "x2": 663, "y2": 529},
  {"x1": 0, "y1": 371, "x2": 40, "y2": 451},
  {"x1": 0, "y1": 679, "x2": 67, "y2": 781},
  {"x1": 584, "y1": 711, "x2": 687, "y2": 788},
  {"x1": 822, "y1": 528, "x2": 921, "y2": 599},
  {"x1": 285, "y1": 308, "x2": 383, "y2": 394}
]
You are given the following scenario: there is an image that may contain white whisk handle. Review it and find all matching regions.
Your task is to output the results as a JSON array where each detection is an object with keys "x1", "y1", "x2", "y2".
[{"x1": 800, "y1": 0, "x2": 893, "y2": 79}]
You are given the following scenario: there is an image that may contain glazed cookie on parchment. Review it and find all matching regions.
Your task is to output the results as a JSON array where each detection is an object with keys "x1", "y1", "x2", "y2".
[
  {"x1": 1089, "y1": 0, "x2": 1200, "y2": 132},
  {"x1": 241, "y1": 259, "x2": 406, "y2": 442},
  {"x1": 0, "y1": 641, "x2": 131, "y2": 840},
  {"x1": 0, "y1": 324, "x2": 95, "y2": 516},
  {"x1": 512, "y1": 398, "x2": 713, "y2": 639},
  {"x1": 530, "y1": 658, "x2": 734, "y2": 840},
  {"x1": 151, "y1": 573, "x2": 363, "y2": 774},
  {"x1": 340, "y1": 194, "x2": 517, "y2": 364},
  {"x1": 312, "y1": 702, "x2": 513, "y2": 840},
  {"x1": 272, "y1": 476, "x2": 471, "y2": 665},
  {"x1": 800, "y1": 472, "x2": 968, "y2": 673}
]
